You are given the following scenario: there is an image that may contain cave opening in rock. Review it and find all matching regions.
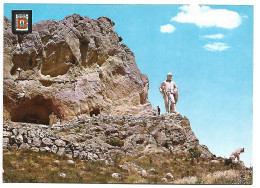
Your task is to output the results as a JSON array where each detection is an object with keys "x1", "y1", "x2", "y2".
[
  {"x1": 11, "y1": 95, "x2": 60, "y2": 125},
  {"x1": 90, "y1": 108, "x2": 100, "y2": 117}
]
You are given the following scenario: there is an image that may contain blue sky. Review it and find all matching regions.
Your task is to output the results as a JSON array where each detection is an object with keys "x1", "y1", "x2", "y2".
[{"x1": 4, "y1": 4, "x2": 253, "y2": 167}]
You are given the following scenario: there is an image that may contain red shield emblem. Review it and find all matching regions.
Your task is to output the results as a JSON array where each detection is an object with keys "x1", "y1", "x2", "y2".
[{"x1": 17, "y1": 18, "x2": 27, "y2": 29}]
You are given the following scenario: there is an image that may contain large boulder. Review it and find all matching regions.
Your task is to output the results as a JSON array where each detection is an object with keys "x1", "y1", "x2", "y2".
[{"x1": 3, "y1": 14, "x2": 153, "y2": 124}]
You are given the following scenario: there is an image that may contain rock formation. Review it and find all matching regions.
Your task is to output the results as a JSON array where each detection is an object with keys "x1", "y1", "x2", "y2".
[
  {"x1": 3, "y1": 14, "x2": 213, "y2": 159},
  {"x1": 4, "y1": 14, "x2": 153, "y2": 123},
  {"x1": 3, "y1": 114, "x2": 213, "y2": 160}
]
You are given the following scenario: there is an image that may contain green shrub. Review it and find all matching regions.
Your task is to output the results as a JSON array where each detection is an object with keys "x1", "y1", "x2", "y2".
[
  {"x1": 189, "y1": 147, "x2": 201, "y2": 160},
  {"x1": 106, "y1": 138, "x2": 124, "y2": 147}
]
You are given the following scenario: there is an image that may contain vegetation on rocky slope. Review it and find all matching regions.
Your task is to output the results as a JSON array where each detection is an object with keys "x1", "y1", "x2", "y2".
[{"x1": 3, "y1": 149, "x2": 252, "y2": 184}]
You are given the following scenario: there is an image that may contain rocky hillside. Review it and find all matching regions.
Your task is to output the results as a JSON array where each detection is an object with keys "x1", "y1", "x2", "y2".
[
  {"x1": 3, "y1": 148, "x2": 252, "y2": 184},
  {"x1": 3, "y1": 113, "x2": 213, "y2": 160},
  {"x1": 4, "y1": 14, "x2": 153, "y2": 123},
  {"x1": 4, "y1": 114, "x2": 251, "y2": 184},
  {"x1": 4, "y1": 14, "x2": 213, "y2": 164}
]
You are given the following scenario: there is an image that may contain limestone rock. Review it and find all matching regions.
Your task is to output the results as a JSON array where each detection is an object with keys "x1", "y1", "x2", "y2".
[
  {"x1": 39, "y1": 133, "x2": 45, "y2": 139},
  {"x1": 12, "y1": 129, "x2": 18, "y2": 135},
  {"x1": 55, "y1": 139, "x2": 66, "y2": 147},
  {"x1": 51, "y1": 145, "x2": 58, "y2": 153},
  {"x1": 198, "y1": 145, "x2": 213, "y2": 158},
  {"x1": 3, "y1": 14, "x2": 151, "y2": 124},
  {"x1": 142, "y1": 144, "x2": 164, "y2": 154},
  {"x1": 15, "y1": 134, "x2": 23, "y2": 145},
  {"x1": 3, "y1": 137, "x2": 9, "y2": 144},
  {"x1": 141, "y1": 170, "x2": 148, "y2": 178},
  {"x1": 111, "y1": 173, "x2": 121, "y2": 180},
  {"x1": 67, "y1": 160, "x2": 74, "y2": 164},
  {"x1": 161, "y1": 178, "x2": 167, "y2": 182},
  {"x1": 40, "y1": 146, "x2": 50, "y2": 152},
  {"x1": 19, "y1": 143, "x2": 30, "y2": 149},
  {"x1": 3, "y1": 131, "x2": 12, "y2": 137},
  {"x1": 57, "y1": 147, "x2": 65, "y2": 155},
  {"x1": 32, "y1": 137, "x2": 42, "y2": 147},
  {"x1": 42, "y1": 138, "x2": 53, "y2": 146},
  {"x1": 73, "y1": 150, "x2": 80, "y2": 158},
  {"x1": 79, "y1": 151, "x2": 87, "y2": 160},
  {"x1": 31, "y1": 147, "x2": 40, "y2": 152},
  {"x1": 166, "y1": 172, "x2": 174, "y2": 180}
]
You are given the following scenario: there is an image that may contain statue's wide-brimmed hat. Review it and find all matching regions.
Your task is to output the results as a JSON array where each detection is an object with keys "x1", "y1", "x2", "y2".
[{"x1": 167, "y1": 72, "x2": 173, "y2": 76}]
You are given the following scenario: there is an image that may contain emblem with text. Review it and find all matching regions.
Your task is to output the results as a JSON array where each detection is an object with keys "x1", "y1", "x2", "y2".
[{"x1": 12, "y1": 10, "x2": 32, "y2": 34}]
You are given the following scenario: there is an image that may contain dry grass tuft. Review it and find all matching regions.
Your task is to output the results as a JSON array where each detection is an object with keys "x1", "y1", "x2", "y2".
[{"x1": 174, "y1": 176, "x2": 198, "y2": 184}]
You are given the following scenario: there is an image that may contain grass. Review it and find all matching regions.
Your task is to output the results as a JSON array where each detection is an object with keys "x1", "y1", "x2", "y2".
[
  {"x1": 3, "y1": 149, "x2": 127, "y2": 183},
  {"x1": 105, "y1": 138, "x2": 124, "y2": 147},
  {"x1": 3, "y1": 149, "x2": 252, "y2": 184}
]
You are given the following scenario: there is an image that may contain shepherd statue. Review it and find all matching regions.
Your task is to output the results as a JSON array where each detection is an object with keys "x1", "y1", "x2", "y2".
[{"x1": 159, "y1": 72, "x2": 178, "y2": 113}]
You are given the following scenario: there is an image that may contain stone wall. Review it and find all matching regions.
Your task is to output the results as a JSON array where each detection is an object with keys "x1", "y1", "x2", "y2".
[{"x1": 3, "y1": 113, "x2": 213, "y2": 161}]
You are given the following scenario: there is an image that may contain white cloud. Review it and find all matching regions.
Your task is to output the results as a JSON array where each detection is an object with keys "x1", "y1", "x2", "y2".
[
  {"x1": 203, "y1": 42, "x2": 230, "y2": 52},
  {"x1": 202, "y1": 34, "x2": 224, "y2": 39},
  {"x1": 171, "y1": 5, "x2": 241, "y2": 29},
  {"x1": 160, "y1": 24, "x2": 175, "y2": 33}
]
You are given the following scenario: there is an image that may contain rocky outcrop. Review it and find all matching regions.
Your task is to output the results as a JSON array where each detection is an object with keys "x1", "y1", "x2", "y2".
[
  {"x1": 3, "y1": 14, "x2": 213, "y2": 160},
  {"x1": 4, "y1": 14, "x2": 153, "y2": 123},
  {"x1": 3, "y1": 113, "x2": 213, "y2": 160}
]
